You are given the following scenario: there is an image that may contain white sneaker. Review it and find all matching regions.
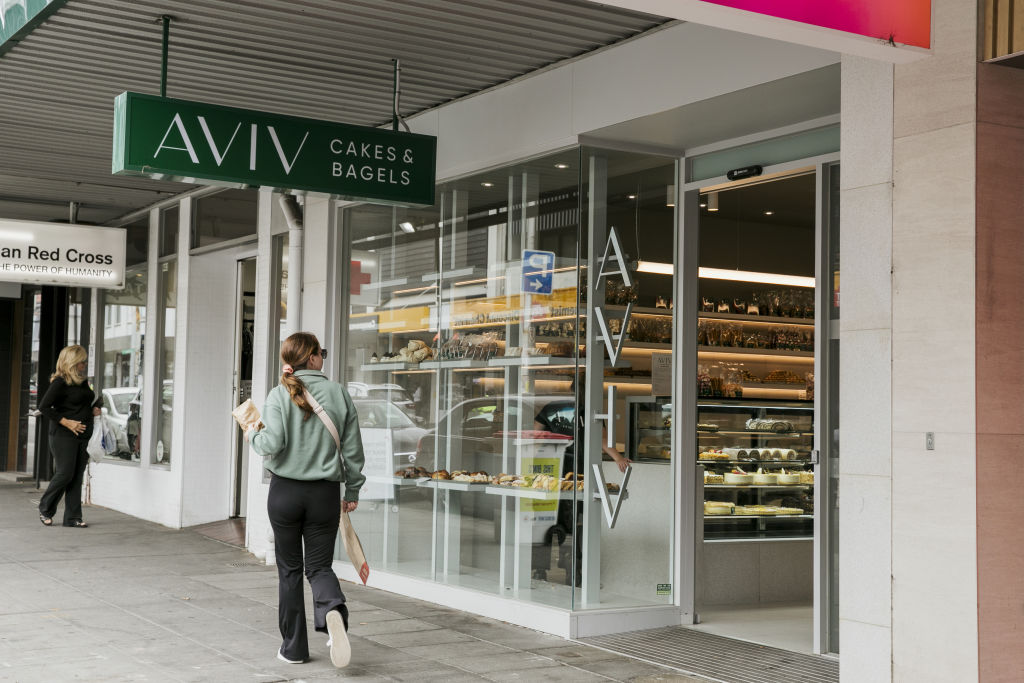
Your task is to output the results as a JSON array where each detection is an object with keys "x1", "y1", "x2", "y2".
[
  {"x1": 277, "y1": 650, "x2": 304, "y2": 664},
  {"x1": 326, "y1": 609, "x2": 350, "y2": 668}
]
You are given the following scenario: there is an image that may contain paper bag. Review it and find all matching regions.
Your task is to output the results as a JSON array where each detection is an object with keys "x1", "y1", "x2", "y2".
[
  {"x1": 340, "y1": 511, "x2": 370, "y2": 584},
  {"x1": 231, "y1": 398, "x2": 263, "y2": 431}
]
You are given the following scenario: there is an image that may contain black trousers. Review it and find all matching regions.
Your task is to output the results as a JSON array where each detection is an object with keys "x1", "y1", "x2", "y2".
[
  {"x1": 38, "y1": 433, "x2": 89, "y2": 525},
  {"x1": 268, "y1": 474, "x2": 348, "y2": 661}
]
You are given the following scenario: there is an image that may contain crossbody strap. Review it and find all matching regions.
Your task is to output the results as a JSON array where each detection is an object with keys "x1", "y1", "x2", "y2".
[{"x1": 303, "y1": 390, "x2": 346, "y2": 477}]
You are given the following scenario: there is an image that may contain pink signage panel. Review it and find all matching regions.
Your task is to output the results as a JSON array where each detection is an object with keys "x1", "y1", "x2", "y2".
[{"x1": 700, "y1": 0, "x2": 931, "y2": 49}]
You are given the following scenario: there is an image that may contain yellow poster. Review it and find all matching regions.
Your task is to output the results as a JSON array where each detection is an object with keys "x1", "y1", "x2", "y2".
[{"x1": 522, "y1": 456, "x2": 561, "y2": 513}]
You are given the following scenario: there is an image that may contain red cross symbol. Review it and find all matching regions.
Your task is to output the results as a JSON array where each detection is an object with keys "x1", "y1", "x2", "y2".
[{"x1": 350, "y1": 260, "x2": 371, "y2": 295}]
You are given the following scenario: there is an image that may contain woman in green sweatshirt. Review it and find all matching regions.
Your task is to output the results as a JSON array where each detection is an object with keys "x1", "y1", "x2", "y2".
[{"x1": 247, "y1": 332, "x2": 365, "y2": 668}]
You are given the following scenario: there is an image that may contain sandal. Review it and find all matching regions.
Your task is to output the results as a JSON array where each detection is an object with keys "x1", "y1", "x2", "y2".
[
  {"x1": 63, "y1": 520, "x2": 88, "y2": 528},
  {"x1": 39, "y1": 514, "x2": 52, "y2": 526}
]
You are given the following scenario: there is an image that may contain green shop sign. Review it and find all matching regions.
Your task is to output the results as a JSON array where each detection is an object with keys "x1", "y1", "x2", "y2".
[{"x1": 112, "y1": 91, "x2": 436, "y2": 206}]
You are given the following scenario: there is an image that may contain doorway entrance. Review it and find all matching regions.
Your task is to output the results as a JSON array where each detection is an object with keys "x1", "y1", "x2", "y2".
[
  {"x1": 230, "y1": 258, "x2": 257, "y2": 520},
  {"x1": 688, "y1": 166, "x2": 837, "y2": 655}
]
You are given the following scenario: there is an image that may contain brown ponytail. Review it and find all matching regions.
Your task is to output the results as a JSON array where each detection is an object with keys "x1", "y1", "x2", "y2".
[{"x1": 280, "y1": 332, "x2": 321, "y2": 420}]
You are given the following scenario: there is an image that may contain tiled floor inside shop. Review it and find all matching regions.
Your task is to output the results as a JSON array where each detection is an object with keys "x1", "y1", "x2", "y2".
[{"x1": 692, "y1": 603, "x2": 813, "y2": 654}]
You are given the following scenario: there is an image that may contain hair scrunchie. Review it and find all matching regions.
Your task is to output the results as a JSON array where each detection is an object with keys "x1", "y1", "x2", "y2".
[{"x1": 282, "y1": 364, "x2": 294, "y2": 375}]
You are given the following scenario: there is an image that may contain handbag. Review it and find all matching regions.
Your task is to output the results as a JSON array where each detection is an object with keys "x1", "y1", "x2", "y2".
[
  {"x1": 303, "y1": 390, "x2": 370, "y2": 585},
  {"x1": 87, "y1": 417, "x2": 106, "y2": 463}
]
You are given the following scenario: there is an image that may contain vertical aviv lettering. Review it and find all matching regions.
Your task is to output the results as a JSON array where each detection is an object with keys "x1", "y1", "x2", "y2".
[
  {"x1": 267, "y1": 126, "x2": 309, "y2": 175},
  {"x1": 250, "y1": 124, "x2": 258, "y2": 171},
  {"x1": 595, "y1": 228, "x2": 632, "y2": 289},
  {"x1": 154, "y1": 113, "x2": 199, "y2": 163},
  {"x1": 197, "y1": 117, "x2": 242, "y2": 166}
]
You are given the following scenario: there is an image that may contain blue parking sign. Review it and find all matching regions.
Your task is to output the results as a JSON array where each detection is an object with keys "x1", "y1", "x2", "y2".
[{"x1": 522, "y1": 249, "x2": 555, "y2": 295}]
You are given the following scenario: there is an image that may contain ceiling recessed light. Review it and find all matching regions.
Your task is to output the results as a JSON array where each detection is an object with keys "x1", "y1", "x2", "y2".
[
  {"x1": 627, "y1": 194, "x2": 637, "y2": 200},
  {"x1": 554, "y1": 163, "x2": 569, "y2": 169},
  {"x1": 399, "y1": 222, "x2": 415, "y2": 233},
  {"x1": 481, "y1": 182, "x2": 494, "y2": 187},
  {"x1": 699, "y1": 202, "x2": 707, "y2": 208},
  {"x1": 707, "y1": 193, "x2": 719, "y2": 212},
  {"x1": 764, "y1": 210, "x2": 774, "y2": 216}
]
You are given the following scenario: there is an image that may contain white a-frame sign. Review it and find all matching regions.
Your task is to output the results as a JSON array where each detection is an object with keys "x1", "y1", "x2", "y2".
[{"x1": 591, "y1": 227, "x2": 632, "y2": 528}]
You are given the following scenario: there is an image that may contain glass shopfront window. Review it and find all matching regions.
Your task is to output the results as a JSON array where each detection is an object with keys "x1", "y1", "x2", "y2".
[
  {"x1": 154, "y1": 207, "x2": 178, "y2": 465},
  {"x1": 159, "y1": 205, "x2": 179, "y2": 258},
  {"x1": 100, "y1": 217, "x2": 148, "y2": 461},
  {"x1": 579, "y1": 147, "x2": 677, "y2": 609},
  {"x1": 341, "y1": 147, "x2": 677, "y2": 612},
  {"x1": 271, "y1": 233, "x2": 289, "y2": 377},
  {"x1": 192, "y1": 189, "x2": 258, "y2": 249}
]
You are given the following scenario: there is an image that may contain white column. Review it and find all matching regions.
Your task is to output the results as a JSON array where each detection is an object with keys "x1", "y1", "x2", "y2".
[
  {"x1": 300, "y1": 196, "x2": 332, "y2": 341},
  {"x1": 840, "y1": 0, "x2": 981, "y2": 678},
  {"x1": 838, "y1": 54, "x2": 895, "y2": 682},
  {"x1": 889, "y1": 0, "x2": 978, "y2": 679},
  {"x1": 245, "y1": 189, "x2": 277, "y2": 560}
]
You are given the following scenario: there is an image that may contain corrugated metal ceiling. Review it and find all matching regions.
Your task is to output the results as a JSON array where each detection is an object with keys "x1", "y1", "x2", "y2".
[{"x1": 0, "y1": 0, "x2": 669, "y2": 225}]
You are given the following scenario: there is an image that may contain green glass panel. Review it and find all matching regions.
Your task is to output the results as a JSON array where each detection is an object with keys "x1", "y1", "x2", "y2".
[
  {"x1": 689, "y1": 125, "x2": 839, "y2": 182},
  {"x1": 0, "y1": 0, "x2": 69, "y2": 55}
]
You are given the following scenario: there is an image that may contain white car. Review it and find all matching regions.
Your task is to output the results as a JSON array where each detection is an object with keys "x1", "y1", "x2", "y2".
[
  {"x1": 101, "y1": 387, "x2": 136, "y2": 457},
  {"x1": 347, "y1": 382, "x2": 422, "y2": 423}
]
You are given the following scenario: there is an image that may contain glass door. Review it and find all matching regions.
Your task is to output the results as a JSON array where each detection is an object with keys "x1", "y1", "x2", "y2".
[
  {"x1": 819, "y1": 162, "x2": 840, "y2": 654},
  {"x1": 230, "y1": 257, "x2": 257, "y2": 518}
]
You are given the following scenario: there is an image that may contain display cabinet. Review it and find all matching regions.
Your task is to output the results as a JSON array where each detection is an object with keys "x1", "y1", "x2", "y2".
[
  {"x1": 698, "y1": 399, "x2": 814, "y2": 540},
  {"x1": 626, "y1": 396, "x2": 672, "y2": 462}
]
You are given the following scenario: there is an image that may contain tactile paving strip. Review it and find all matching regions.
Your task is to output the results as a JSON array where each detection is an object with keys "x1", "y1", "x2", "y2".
[{"x1": 580, "y1": 625, "x2": 838, "y2": 683}]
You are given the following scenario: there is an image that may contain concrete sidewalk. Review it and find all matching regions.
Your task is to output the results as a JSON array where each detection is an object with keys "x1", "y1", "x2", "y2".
[{"x1": 0, "y1": 479, "x2": 704, "y2": 682}]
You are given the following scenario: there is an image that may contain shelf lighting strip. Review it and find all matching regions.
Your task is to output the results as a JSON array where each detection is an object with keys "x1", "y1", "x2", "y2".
[{"x1": 636, "y1": 261, "x2": 815, "y2": 288}]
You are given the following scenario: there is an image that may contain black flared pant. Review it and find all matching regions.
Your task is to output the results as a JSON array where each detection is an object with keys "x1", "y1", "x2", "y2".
[
  {"x1": 38, "y1": 433, "x2": 89, "y2": 525},
  {"x1": 267, "y1": 474, "x2": 348, "y2": 661}
]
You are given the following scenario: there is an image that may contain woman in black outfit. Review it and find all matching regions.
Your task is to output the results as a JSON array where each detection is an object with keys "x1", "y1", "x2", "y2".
[{"x1": 37, "y1": 344, "x2": 101, "y2": 528}]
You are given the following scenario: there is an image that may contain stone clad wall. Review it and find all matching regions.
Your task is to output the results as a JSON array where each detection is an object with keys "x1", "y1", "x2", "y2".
[{"x1": 891, "y1": 0, "x2": 979, "y2": 679}]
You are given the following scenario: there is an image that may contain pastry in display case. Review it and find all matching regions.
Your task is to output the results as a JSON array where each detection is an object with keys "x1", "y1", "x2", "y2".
[
  {"x1": 698, "y1": 399, "x2": 814, "y2": 540},
  {"x1": 695, "y1": 273, "x2": 816, "y2": 541}
]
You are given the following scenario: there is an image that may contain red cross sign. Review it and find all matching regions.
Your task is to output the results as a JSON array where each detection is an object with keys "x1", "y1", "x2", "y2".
[{"x1": 350, "y1": 260, "x2": 372, "y2": 295}]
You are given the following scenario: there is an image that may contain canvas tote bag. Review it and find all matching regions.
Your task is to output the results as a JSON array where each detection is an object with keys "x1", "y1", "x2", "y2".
[{"x1": 303, "y1": 390, "x2": 370, "y2": 585}]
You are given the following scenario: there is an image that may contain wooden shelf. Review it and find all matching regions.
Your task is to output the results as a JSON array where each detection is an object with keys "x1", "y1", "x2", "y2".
[
  {"x1": 704, "y1": 484, "x2": 812, "y2": 490},
  {"x1": 606, "y1": 304, "x2": 672, "y2": 317},
  {"x1": 698, "y1": 311, "x2": 814, "y2": 326},
  {"x1": 623, "y1": 341, "x2": 672, "y2": 350},
  {"x1": 420, "y1": 359, "x2": 492, "y2": 370},
  {"x1": 698, "y1": 346, "x2": 813, "y2": 359},
  {"x1": 359, "y1": 361, "x2": 421, "y2": 371}
]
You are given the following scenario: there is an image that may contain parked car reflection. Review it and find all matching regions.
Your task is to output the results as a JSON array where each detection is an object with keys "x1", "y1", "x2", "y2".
[
  {"x1": 416, "y1": 394, "x2": 575, "y2": 474},
  {"x1": 101, "y1": 387, "x2": 136, "y2": 458},
  {"x1": 352, "y1": 399, "x2": 428, "y2": 469},
  {"x1": 126, "y1": 380, "x2": 173, "y2": 462},
  {"x1": 347, "y1": 382, "x2": 423, "y2": 424}
]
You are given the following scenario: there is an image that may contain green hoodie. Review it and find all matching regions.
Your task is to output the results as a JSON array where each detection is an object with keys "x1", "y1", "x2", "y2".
[{"x1": 249, "y1": 370, "x2": 365, "y2": 502}]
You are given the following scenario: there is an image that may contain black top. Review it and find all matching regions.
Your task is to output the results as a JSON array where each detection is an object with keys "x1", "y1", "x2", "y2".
[
  {"x1": 532, "y1": 401, "x2": 581, "y2": 438},
  {"x1": 534, "y1": 399, "x2": 582, "y2": 473},
  {"x1": 38, "y1": 377, "x2": 101, "y2": 440}
]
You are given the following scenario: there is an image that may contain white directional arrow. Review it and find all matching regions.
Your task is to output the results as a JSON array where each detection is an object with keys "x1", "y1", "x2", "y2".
[{"x1": 529, "y1": 279, "x2": 543, "y2": 291}]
